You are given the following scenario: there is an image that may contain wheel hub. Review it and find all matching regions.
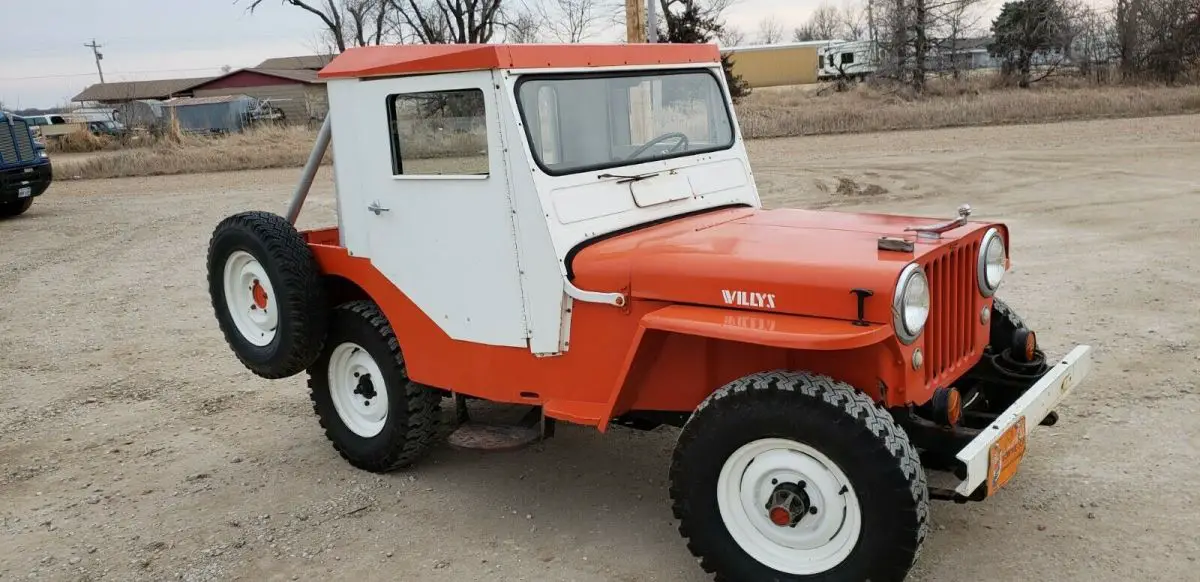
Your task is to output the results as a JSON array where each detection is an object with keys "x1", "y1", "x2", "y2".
[
  {"x1": 250, "y1": 279, "x2": 269, "y2": 309},
  {"x1": 765, "y1": 481, "x2": 815, "y2": 527},
  {"x1": 221, "y1": 250, "x2": 278, "y2": 347},
  {"x1": 716, "y1": 438, "x2": 862, "y2": 575},
  {"x1": 353, "y1": 373, "x2": 378, "y2": 404},
  {"x1": 328, "y1": 343, "x2": 389, "y2": 438}
]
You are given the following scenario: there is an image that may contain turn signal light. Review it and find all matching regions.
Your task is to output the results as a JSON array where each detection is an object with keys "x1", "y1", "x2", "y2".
[
  {"x1": 930, "y1": 387, "x2": 962, "y2": 427},
  {"x1": 1013, "y1": 328, "x2": 1037, "y2": 362}
]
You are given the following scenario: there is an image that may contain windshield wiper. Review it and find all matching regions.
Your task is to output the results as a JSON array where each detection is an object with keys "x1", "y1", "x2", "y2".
[{"x1": 596, "y1": 171, "x2": 660, "y2": 184}]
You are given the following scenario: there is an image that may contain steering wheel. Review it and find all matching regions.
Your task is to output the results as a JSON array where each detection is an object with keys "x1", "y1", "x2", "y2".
[{"x1": 626, "y1": 132, "x2": 690, "y2": 161}]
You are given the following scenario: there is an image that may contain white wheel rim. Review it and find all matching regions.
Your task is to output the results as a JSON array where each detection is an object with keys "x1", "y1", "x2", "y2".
[
  {"x1": 328, "y1": 342, "x2": 389, "y2": 438},
  {"x1": 716, "y1": 438, "x2": 862, "y2": 575},
  {"x1": 222, "y1": 250, "x2": 278, "y2": 347}
]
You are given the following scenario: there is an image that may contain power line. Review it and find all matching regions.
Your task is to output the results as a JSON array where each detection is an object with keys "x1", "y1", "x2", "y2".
[{"x1": 0, "y1": 67, "x2": 229, "y2": 82}]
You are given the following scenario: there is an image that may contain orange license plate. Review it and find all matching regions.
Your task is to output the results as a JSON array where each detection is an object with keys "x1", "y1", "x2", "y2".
[{"x1": 986, "y1": 416, "x2": 1027, "y2": 496}]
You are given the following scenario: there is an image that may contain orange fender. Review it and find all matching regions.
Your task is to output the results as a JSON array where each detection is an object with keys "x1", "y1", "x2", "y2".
[{"x1": 598, "y1": 305, "x2": 896, "y2": 430}]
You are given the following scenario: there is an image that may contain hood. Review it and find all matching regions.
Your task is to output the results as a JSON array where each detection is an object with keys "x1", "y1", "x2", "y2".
[{"x1": 570, "y1": 206, "x2": 989, "y2": 324}]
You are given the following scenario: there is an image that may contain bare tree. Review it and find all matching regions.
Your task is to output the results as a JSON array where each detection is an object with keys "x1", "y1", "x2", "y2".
[
  {"x1": 503, "y1": 5, "x2": 543, "y2": 42},
  {"x1": 757, "y1": 18, "x2": 786, "y2": 43},
  {"x1": 839, "y1": 0, "x2": 869, "y2": 39},
  {"x1": 810, "y1": 3, "x2": 845, "y2": 39},
  {"x1": 243, "y1": 0, "x2": 393, "y2": 52},
  {"x1": 792, "y1": 2, "x2": 863, "y2": 41},
  {"x1": 535, "y1": 0, "x2": 606, "y2": 42},
  {"x1": 793, "y1": 23, "x2": 818, "y2": 41},
  {"x1": 868, "y1": 0, "x2": 992, "y2": 91},
  {"x1": 936, "y1": 0, "x2": 989, "y2": 76},
  {"x1": 392, "y1": 0, "x2": 503, "y2": 43},
  {"x1": 716, "y1": 24, "x2": 746, "y2": 46}
]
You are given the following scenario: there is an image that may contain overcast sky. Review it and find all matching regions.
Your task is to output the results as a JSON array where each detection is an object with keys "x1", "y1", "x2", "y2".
[{"x1": 1, "y1": 0, "x2": 998, "y2": 109}]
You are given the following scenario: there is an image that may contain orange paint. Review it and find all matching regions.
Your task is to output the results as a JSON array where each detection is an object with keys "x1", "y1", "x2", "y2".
[
  {"x1": 301, "y1": 204, "x2": 1002, "y2": 430},
  {"x1": 317, "y1": 43, "x2": 721, "y2": 80},
  {"x1": 251, "y1": 280, "x2": 268, "y2": 310}
]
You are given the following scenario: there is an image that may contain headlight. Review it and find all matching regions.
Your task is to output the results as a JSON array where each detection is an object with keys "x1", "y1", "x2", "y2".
[
  {"x1": 978, "y1": 228, "x2": 1005, "y2": 297},
  {"x1": 893, "y1": 263, "x2": 930, "y2": 344}
]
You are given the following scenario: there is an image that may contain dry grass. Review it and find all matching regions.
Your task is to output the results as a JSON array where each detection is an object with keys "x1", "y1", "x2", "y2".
[
  {"x1": 53, "y1": 126, "x2": 331, "y2": 181},
  {"x1": 737, "y1": 77, "x2": 1200, "y2": 138},
  {"x1": 52, "y1": 76, "x2": 1200, "y2": 181}
]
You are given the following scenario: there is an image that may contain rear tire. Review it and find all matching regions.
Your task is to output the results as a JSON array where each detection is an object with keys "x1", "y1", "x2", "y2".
[
  {"x1": 308, "y1": 300, "x2": 440, "y2": 473},
  {"x1": 206, "y1": 210, "x2": 328, "y2": 379},
  {"x1": 669, "y1": 371, "x2": 929, "y2": 582},
  {"x1": 0, "y1": 198, "x2": 33, "y2": 218}
]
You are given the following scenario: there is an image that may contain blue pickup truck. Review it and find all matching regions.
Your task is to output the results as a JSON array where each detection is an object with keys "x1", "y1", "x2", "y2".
[{"x1": 1, "y1": 112, "x2": 52, "y2": 218}]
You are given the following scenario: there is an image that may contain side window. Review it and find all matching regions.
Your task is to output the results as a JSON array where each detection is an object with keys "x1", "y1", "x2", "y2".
[
  {"x1": 387, "y1": 89, "x2": 488, "y2": 176},
  {"x1": 841, "y1": 52, "x2": 855, "y2": 65}
]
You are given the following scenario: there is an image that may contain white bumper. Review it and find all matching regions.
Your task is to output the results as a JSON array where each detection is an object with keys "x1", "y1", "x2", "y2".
[{"x1": 953, "y1": 344, "x2": 1094, "y2": 497}]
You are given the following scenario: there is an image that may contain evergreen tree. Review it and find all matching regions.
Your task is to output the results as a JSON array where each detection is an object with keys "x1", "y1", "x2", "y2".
[{"x1": 656, "y1": 0, "x2": 751, "y2": 102}]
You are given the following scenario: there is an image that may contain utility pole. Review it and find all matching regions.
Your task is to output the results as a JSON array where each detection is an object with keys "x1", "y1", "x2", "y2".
[
  {"x1": 626, "y1": 0, "x2": 647, "y2": 43},
  {"x1": 84, "y1": 39, "x2": 105, "y2": 83},
  {"x1": 647, "y1": 0, "x2": 657, "y2": 43}
]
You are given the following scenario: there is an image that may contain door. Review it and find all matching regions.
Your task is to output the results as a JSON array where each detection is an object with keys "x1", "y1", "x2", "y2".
[{"x1": 330, "y1": 71, "x2": 529, "y2": 348}]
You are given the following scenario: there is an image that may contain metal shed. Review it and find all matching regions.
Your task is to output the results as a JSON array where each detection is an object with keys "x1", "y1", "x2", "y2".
[{"x1": 161, "y1": 95, "x2": 257, "y2": 134}]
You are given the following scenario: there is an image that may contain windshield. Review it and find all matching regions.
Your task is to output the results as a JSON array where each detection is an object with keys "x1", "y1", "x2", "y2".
[{"x1": 516, "y1": 69, "x2": 734, "y2": 175}]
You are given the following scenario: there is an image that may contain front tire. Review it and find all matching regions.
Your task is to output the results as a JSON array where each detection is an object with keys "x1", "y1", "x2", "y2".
[
  {"x1": 0, "y1": 198, "x2": 33, "y2": 218},
  {"x1": 669, "y1": 371, "x2": 929, "y2": 582},
  {"x1": 308, "y1": 300, "x2": 440, "y2": 473}
]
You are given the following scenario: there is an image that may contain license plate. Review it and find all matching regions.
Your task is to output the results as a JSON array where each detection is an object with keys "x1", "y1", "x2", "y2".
[
  {"x1": 18, "y1": 186, "x2": 31, "y2": 198},
  {"x1": 986, "y1": 416, "x2": 1027, "y2": 496}
]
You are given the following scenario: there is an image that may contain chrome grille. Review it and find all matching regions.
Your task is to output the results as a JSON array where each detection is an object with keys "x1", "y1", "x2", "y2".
[
  {"x1": 0, "y1": 122, "x2": 17, "y2": 164},
  {"x1": 13, "y1": 119, "x2": 35, "y2": 161},
  {"x1": 925, "y1": 241, "x2": 979, "y2": 386}
]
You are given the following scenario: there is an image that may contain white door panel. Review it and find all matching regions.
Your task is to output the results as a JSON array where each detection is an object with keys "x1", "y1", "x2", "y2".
[{"x1": 331, "y1": 71, "x2": 529, "y2": 348}]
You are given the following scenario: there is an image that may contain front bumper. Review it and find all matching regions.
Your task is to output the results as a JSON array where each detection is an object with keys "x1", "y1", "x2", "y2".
[
  {"x1": 952, "y1": 344, "x2": 1093, "y2": 497},
  {"x1": 1, "y1": 161, "x2": 53, "y2": 204}
]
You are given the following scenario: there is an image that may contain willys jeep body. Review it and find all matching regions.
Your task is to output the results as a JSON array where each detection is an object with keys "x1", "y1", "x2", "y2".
[{"x1": 206, "y1": 43, "x2": 1093, "y2": 582}]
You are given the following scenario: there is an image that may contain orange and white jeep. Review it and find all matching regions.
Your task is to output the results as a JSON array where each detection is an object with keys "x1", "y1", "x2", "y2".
[{"x1": 206, "y1": 43, "x2": 1092, "y2": 581}]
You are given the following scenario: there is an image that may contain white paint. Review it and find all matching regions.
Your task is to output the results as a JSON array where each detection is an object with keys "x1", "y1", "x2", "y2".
[
  {"x1": 324, "y1": 62, "x2": 761, "y2": 353},
  {"x1": 630, "y1": 171, "x2": 694, "y2": 208},
  {"x1": 717, "y1": 438, "x2": 862, "y2": 575},
  {"x1": 722, "y1": 289, "x2": 777, "y2": 309},
  {"x1": 327, "y1": 341, "x2": 389, "y2": 438},
  {"x1": 222, "y1": 250, "x2": 278, "y2": 347},
  {"x1": 327, "y1": 71, "x2": 530, "y2": 348},
  {"x1": 953, "y1": 344, "x2": 1094, "y2": 496}
]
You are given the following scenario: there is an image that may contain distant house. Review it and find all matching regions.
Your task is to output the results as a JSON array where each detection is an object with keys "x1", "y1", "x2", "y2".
[
  {"x1": 70, "y1": 54, "x2": 336, "y2": 126},
  {"x1": 72, "y1": 77, "x2": 215, "y2": 105},
  {"x1": 255, "y1": 54, "x2": 336, "y2": 71},
  {"x1": 187, "y1": 67, "x2": 329, "y2": 125}
]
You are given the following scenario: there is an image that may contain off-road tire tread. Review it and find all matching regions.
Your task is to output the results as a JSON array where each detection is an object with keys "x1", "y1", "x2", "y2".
[
  {"x1": 206, "y1": 210, "x2": 327, "y2": 379},
  {"x1": 669, "y1": 370, "x2": 929, "y2": 582},
  {"x1": 990, "y1": 297, "x2": 1026, "y2": 351},
  {"x1": 0, "y1": 198, "x2": 33, "y2": 218},
  {"x1": 308, "y1": 300, "x2": 439, "y2": 473}
]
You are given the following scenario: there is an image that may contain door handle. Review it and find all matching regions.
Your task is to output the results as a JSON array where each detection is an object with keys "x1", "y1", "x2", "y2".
[{"x1": 367, "y1": 201, "x2": 390, "y2": 215}]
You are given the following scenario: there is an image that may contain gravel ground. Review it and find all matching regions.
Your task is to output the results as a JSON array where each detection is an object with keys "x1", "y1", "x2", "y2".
[{"x1": 2, "y1": 115, "x2": 1198, "y2": 581}]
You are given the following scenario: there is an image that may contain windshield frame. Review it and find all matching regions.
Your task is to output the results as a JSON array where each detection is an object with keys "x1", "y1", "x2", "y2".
[{"x1": 512, "y1": 67, "x2": 737, "y2": 177}]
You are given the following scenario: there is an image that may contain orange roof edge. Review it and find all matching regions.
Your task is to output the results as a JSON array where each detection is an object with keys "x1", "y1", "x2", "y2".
[{"x1": 318, "y1": 43, "x2": 722, "y2": 80}]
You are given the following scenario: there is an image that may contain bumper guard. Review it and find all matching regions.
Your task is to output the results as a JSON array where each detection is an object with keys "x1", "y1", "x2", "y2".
[{"x1": 952, "y1": 344, "x2": 1093, "y2": 497}]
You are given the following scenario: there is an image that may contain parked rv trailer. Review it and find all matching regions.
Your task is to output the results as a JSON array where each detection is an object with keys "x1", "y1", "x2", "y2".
[{"x1": 818, "y1": 39, "x2": 879, "y2": 81}]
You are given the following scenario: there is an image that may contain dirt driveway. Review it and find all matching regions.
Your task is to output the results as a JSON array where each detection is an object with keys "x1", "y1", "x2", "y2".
[{"x1": 3, "y1": 115, "x2": 1198, "y2": 581}]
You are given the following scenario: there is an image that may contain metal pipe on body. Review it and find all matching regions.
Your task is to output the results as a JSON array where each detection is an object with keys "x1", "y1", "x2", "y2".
[{"x1": 286, "y1": 114, "x2": 332, "y2": 225}]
